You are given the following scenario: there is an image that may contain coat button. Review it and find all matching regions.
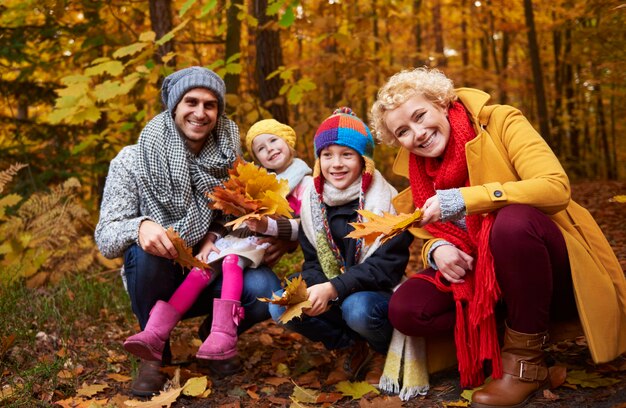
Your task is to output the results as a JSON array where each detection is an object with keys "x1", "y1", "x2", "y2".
[{"x1": 494, "y1": 190, "x2": 503, "y2": 198}]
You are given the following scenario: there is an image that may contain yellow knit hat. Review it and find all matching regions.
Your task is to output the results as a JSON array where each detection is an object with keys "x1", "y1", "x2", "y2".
[{"x1": 245, "y1": 119, "x2": 296, "y2": 159}]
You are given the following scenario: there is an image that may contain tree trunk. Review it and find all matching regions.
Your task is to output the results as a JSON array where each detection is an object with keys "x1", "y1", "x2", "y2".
[
  {"x1": 224, "y1": 0, "x2": 243, "y2": 97},
  {"x1": 461, "y1": 0, "x2": 470, "y2": 74},
  {"x1": 413, "y1": 0, "x2": 425, "y2": 66},
  {"x1": 551, "y1": 17, "x2": 563, "y2": 154},
  {"x1": 148, "y1": 0, "x2": 175, "y2": 67},
  {"x1": 499, "y1": 31, "x2": 509, "y2": 104},
  {"x1": 253, "y1": 0, "x2": 288, "y2": 123},
  {"x1": 523, "y1": 0, "x2": 551, "y2": 148},
  {"x1": 595, "y1": 85, "x2": 615, "y2": 179},
  {"x1": 432, "y1": 0, "x2": 446, "y2": 66}
]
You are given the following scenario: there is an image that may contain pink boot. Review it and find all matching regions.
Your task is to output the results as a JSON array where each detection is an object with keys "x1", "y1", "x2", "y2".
[
  {"x1": 196, "y1": 299, "x2": 244, "y2": 360},
  {"x1": 124, "y1": 300, "x2": 181, "y2": 361}
]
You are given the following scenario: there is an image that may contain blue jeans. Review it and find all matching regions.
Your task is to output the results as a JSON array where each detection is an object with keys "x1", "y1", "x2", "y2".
[
  {"x1": 268, "y1": 289, "x2": 393, "y2": 353},
  {"x1": 123, "y1": 244, "x2": 280, "y2": 334}
]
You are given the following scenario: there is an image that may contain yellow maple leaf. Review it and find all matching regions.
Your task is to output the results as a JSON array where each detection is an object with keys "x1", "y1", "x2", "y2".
[
  {"x1": 165, "y1": 228, "x2": 210, "y2": 271},
  {"x1": 182, "y1": 376, "x2": 209, "y2": 397},
  {"x1": 334, "y1": 381, "x2": 379, "y2": 399},
  {"x1": 206, "y1": 158, "x2": 292, "y2": 228},
  {"x1": 346, "y1": 209, "x2": 423, "y2": 245},
  {"x1": 258, "y1": 275, "x2": 312, "y2": 324},
  {"x1": 610, "y1": 195, "x2": 626, "y2": 203},
  {"x1": 76, "y1": 382, "x2": 109, "y2": 397},
  {"x1": 565, "y1": 369, "x2": 621, "y2": 388},
  {"x1": 124, "y1": 386, "x2": 183, "y2": 407}
]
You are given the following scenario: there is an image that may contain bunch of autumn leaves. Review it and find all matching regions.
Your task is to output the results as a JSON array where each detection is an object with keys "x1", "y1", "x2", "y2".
[{"x1": 166, "y1": 158, "x2": 422, "y2": 323}]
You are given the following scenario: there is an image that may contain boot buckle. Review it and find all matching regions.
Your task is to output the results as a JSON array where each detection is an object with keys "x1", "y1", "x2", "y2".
[{"x1": 518, "y1": 360, "x2": 547, "y2": 382}]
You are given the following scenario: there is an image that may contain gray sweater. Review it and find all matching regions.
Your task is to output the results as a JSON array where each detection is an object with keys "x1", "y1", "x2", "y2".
[{"x1": 95, "y1": 145, "x2": 152, "y2": 259}]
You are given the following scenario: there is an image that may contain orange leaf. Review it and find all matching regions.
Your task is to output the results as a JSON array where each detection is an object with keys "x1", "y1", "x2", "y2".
[
  {"x1": 165, "y1": 228, "x2": 210, "y2": 270},
  {"x1": 206, "y1": 158, "x2": 292, "y2": 223},
  {"x1": 258, "y1": 276, "x2": 311, "y2": 323},
  {"x1": 549, "y1": 365, "x2": 567, "y2": 389},
  {"x1": 347, "y1": 209, "x2": 423, "y2": 245}
]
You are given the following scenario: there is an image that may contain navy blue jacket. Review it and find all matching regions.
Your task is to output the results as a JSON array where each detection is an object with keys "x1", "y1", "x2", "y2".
[{"x1": 298, "y1": 198, "x2": 413, "y2": 301}]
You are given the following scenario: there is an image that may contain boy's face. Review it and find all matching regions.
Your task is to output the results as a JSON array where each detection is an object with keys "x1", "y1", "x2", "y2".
[
  {"x1": 384, "y1": 93, "x2": 450, "y2": 158},
  {"x1": 319, "y1": 145, "x2": 363, "y2": 190},
  {"x1": 173, "y1": 88, "x2": 219, "y2": 155},
  {"x1": 251, "y1": 133, "x2": 292, "y2": 173}
]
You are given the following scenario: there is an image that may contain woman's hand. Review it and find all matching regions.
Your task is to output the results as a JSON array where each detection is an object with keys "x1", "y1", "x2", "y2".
[
  {"x1": 138, "y1": 220, "x2": 178, "y2": 259},
  {"x1": 418, "y1": 195, "x2": 442, "y2": 227},
  {"x1": 432, "y1": 245, "x2": 474, "y2": 284},
  {"x1": 246, "y1": 217, "x2": 268, "y2": 234},
  {"x1": 304, "y1": 282, "x2": 338, "y2": 316}
]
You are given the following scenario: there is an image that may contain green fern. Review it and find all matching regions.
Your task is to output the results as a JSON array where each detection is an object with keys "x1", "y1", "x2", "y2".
[
  {"x1": 0, "y1": 163, "x2": 27, "y2": 194},
  {"x1": 0, "y1": 170, "x2": 97, "y2": 287}
]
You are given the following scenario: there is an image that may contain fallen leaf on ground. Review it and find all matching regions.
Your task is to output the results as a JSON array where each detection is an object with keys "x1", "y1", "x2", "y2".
[
  {"x1": 443, "y1": 401, "x2": 470, "y2": 407},
  {"x1": 291, "y1": 382, "x2": 320, "y2": 403},
  {"x1": 334, "y1": 381, "x2": 379, "y2": 399},
  {"x1": 182, "y1": 376, "x2": 209, "y2": 397},
  {"x1": 549, "y1": 365, "x2": 567, "y2": 388},
  {"x1": 76, "y1": 383, "x2": 109, "y2": 397},
  {"x1": 358, "y1": 395, "x2": 404, "y2": 407},
  {"x1": 124, "y1": 386, "x2": 182, "y2": 407},
  {"x1": 542, "y1": 389, "x2": 560, "y2": 400},
  {"x1": 565, "y1": 369, "x2": 621, "y2": 388},
  {"x1": 107, "y1": 373, "x2": 132, "y2": 382}
]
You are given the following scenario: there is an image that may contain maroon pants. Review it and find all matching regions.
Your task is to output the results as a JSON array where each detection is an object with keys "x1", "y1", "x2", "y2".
[{"x1": 389, "y1": 205, "x2": 575, "y2": 336}]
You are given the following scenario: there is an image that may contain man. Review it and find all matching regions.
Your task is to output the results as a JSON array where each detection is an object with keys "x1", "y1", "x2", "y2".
[{"x1": 95, "y1": 67, "x2": 283, "y2": 396}]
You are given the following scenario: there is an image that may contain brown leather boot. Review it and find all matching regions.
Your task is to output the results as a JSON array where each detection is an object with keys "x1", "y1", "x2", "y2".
[
  {"x1": 364, "y1": 351, "x2": 386, "y2": 386},
  {"x1": 472, "y1": 326, "x2": 549, "y2": 408},
  {"x1": 326, "y1": 340, "x2": 371, "y2": 385},
  {"x1": 130, "y1": 359, "x2": 168, "y2": 396}
]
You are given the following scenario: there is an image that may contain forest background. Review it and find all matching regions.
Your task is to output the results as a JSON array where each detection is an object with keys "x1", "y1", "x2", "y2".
[{"x1": 0, "y1": 0, "x2": 625, "y2": 406}]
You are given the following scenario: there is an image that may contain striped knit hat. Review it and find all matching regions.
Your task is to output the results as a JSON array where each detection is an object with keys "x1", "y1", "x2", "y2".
[
  {"x1": 314, "y1": 107, "x2": 375, "y2": 158},
  {"x1": 312, "y1": 107, "x2": 376, "y2": 194},
  {"x1": 312, "y1": 107, "x2": 377, "y2": 273}
]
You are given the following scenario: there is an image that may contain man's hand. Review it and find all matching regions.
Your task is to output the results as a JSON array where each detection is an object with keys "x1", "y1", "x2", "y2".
[
  {"x1": 432, "y1": 245, "x2": 474, "y2": 284},
  {"x1": 304, "y1": 282, "x2": 338, "y2": 316},
  {"x1": 138, "y1": 220, "x2": 178, "y2": 259},
  {"x1": 258, "y1": 237, "x2": 298, "y2": 267}
]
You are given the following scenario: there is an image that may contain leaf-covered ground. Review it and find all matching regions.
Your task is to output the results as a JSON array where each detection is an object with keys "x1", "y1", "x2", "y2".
[{"x1": 8, "y1": 181, "x2": 626, "y2": 408}]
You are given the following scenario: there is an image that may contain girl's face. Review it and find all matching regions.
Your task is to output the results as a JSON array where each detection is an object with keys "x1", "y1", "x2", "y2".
[
  {"x1": 251, "y1": 133, "x2": 292, "y2": 173},
  {"x1": 384, "y1": 94, "x2": 451, "y2": 158},
  {"x1": 319, "y1": 145, "x2": 363, "y2": 190}
]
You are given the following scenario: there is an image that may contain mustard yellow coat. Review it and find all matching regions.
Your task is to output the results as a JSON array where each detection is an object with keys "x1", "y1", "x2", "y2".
[{"x1": 392, "y1": 88, "x2": 626, "y2": 364}]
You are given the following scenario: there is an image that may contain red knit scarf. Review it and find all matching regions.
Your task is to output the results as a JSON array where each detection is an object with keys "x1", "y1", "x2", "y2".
[{"x1": 408, "y1": 101, "x2": 502, "y2": 388}]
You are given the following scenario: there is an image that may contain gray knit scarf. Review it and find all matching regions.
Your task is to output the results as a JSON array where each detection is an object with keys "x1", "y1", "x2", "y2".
[{"x1": 137, "y1": 111, "x2": 240, "y2": 247}]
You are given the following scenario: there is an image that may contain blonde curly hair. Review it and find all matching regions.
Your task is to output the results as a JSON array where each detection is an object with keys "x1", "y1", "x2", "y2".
[{"x1": 370, "y1": 67, "x2": 457, "y2": 146}]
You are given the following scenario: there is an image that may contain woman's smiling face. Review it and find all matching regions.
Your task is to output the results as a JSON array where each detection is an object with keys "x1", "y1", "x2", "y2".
[{"x1": 384, "y1": 93, "x2": 451, "y2": 158}]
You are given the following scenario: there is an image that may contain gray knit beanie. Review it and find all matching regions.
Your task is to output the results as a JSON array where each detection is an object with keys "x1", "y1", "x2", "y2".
[{"x1": 160, "y1": 66, "x2": 226, "y2": 115}]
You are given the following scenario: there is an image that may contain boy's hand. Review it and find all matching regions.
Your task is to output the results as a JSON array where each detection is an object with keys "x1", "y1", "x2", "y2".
[
  {"x1": 304, "y1": 282, "x2": 338, "y2": 316},
  {"x1": 246, "y1": 217, "x2": 268, "y2": 234}
]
